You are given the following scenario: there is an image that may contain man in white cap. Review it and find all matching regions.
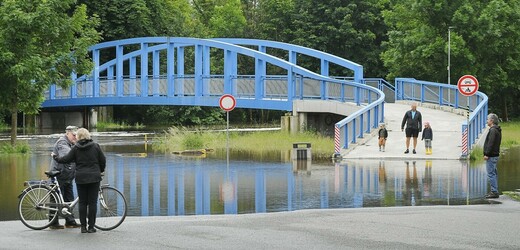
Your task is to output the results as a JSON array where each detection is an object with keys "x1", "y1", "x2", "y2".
[{"x1": 49, "y1": 125, "x2": 80, "y2": 229}]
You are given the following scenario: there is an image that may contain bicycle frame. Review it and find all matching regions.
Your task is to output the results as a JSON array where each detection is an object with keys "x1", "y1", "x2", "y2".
[
  {"x1": 21, "y1": 176, "x2": 79, "y2": 217},
  {"x1": 19, "y1": 171, "x2": 127, "y2": 231}
]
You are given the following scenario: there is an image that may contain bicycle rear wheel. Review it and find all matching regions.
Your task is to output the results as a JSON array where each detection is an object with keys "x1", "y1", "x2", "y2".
[
  {"x1": 95, "y1": 186, "x2": 127, "y2": 231},
  {"x1": 18, "y1": 186, "x2": 59, "y2": 230}
]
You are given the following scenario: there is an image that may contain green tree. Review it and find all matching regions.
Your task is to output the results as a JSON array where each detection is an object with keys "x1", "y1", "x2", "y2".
[
  {"x1": 290, "y1": 0, "x2": 387, "y2": 77},
  {"x1": 0, "y1": 0, "x2": 100, "y2": 145},
  {"x1": 381, "y1": 0, "x2": 465, "y2": 82},
  {"x1": 209, "y1": 0, "x2": 247, "y2": 37},
  {"x1": 256, "y1": 0, "x2": 296, "y2": 42},
  {"x1": 144, "y1": 106, "x2": 225, "y2": 125},
  {"x1": 382, "y1": 0, "x2": 520, "y2": 119},
  {"x1": 79, "y1": 0, "x2": 207, "y2": 41},
  {"x1": 455, "y1": 0, "x2": 520, "y2": 120}
]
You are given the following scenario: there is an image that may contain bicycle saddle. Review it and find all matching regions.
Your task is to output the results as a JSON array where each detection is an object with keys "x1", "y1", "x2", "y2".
[{"x1": 44, "y1": 170, "x2": 61, "y2": 177}]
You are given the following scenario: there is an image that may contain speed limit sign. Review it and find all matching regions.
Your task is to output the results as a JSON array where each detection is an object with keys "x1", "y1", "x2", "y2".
[{"x1": 219, "y1": 94, "x2": 236, "y2": 112}]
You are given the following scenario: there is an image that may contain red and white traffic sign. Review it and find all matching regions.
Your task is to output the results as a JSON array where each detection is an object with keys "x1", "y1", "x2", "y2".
[
  {"x1": 457, "y1": 75, "x2": 479, "y2": 97},
  {"x1": 219, "y1": 94, "x2": 236, "y2": 112}
]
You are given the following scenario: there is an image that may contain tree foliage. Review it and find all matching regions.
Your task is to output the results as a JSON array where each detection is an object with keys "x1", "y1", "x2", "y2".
[
  {"x1": 0, "y1": 0, "x2": 100, "y2": 144},
  {"x1": 290, "y1": 0, "x2": 387, "y2": 76},
  {"x1": 3, "y1": 0, "x2": 520, "y2": 131},
  {"x1": 382, "y1": 0, "x2": 520, "y2": 119}
]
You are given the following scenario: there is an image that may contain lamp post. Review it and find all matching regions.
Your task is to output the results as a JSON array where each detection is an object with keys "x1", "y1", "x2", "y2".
[{"x1": 448, "y1": 26, "x2": 454, "y2": 106}]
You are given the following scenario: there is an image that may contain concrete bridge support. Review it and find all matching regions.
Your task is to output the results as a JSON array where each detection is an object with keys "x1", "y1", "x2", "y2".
[
  {"x1": 97, "y1": 106, "x2": 113, "y2": 124},
  {"x1": 38, "y1": 107, "x2": 98, "y2": 130},
  {"x1": 39, "y1": 111, "x2": 84, "y2": 130},
  {"x1": 281, "y1": 112, "x2": 343, "y2": 136}
]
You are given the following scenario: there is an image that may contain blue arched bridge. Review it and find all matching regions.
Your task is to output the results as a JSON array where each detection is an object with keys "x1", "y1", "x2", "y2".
[{"x1": 42, "y1": 37, "x2": 488, "y2": 158}]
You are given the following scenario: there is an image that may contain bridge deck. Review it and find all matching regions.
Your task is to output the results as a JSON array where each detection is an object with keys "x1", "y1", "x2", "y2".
[{"x1": 342, "y1": 103, "x2": 468, "y2": 160}]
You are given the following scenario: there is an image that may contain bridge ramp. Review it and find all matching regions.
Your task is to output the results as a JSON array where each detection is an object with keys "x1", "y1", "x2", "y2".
[{"x1": 342, "y1": 103, "x2": 468, "y2": 160}]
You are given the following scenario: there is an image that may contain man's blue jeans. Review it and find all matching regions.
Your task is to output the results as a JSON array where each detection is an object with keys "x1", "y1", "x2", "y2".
[{"x1": 486, "y1": 156, "x2": 499, "y2": 193}]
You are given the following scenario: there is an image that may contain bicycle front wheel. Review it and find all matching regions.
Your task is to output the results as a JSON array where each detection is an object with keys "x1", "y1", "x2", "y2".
[
  {"x1": 18, "y1": 186, "x2": 59, "y2": 230},
  {"x1": 95, "y1": 186, "x2": 127, "y2": 231}
]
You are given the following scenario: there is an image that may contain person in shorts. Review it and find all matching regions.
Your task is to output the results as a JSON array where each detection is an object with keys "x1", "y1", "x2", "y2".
[{"x1": 401, "y1": 103, "x2": 422, "y2": 154}]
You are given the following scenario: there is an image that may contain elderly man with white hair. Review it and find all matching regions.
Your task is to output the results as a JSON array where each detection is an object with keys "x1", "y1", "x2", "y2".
[
  {"x1": 49, "y1": 125, "x2": 80, "y2": 229},
  {"x1": 483, "y1": 113, "x2": 502, "y2": 199}
]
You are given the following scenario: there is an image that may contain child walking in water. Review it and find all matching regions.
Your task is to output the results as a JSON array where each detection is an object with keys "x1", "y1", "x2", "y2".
[
  {"x1": 378, "y1": 123, "x2": 388, "y2": 152},
  {"x1": 422, "y1": 121, "x2": 433, "y2": 154}
]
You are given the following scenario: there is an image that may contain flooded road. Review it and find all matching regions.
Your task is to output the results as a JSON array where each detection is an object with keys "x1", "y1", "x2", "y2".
[{"x1": 1, "y1": 131, "x2": 518, "y2": 221}]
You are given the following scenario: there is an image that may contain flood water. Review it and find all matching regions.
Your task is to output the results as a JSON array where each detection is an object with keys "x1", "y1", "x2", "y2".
[{"x1": 1, "y1": 131, "x2": 519, "y2": 221}]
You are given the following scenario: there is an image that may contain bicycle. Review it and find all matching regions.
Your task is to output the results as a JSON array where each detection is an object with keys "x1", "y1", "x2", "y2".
[{"x1": 18, "y1": 170, "x2": 127, "y2": 231}]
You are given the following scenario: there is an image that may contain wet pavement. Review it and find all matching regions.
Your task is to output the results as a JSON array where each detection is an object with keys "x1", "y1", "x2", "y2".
[{"x1": 1, "y1": 196, "x2": 519, "y2": 249}]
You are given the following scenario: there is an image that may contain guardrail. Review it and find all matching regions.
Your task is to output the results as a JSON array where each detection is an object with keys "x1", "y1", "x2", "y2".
[{"x1": 395, "y1": 78, "x2": 488, "y2": 156}]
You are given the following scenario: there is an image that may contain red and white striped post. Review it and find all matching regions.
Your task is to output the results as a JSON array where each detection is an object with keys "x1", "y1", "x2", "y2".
[
  {"x1": 334, "y1": 125, "x2": 340, "y2": 154},
  {"x1": 461, "y1": 124, "x2": 468, "y2": 158}
]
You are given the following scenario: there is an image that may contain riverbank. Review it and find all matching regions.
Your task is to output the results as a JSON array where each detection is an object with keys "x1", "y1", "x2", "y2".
[
  {"x1": 500, "y1": 121, "x2": 520, "y2": 148},
  {"x1": 1, "y1": 195, "x2": 519, "y2": 249}
]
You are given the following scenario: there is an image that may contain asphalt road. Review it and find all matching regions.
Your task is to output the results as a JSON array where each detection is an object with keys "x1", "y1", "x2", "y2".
[{"x1": 1, "y1": 196, "x2": 519, "y2": 249}]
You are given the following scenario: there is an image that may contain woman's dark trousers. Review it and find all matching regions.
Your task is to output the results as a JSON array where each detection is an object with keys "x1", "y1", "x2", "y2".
[{"x1": 76, "y1": 182, "x2": 100, "y2": 229}]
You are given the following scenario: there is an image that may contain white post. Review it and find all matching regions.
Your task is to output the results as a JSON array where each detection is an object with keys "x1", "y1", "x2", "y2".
[
  {"x1": 226, "y1": 111, "x2": 230, "y2": 166},
  {"x1": 448, "y1": 27, "x2": 451, "y2": 106}
]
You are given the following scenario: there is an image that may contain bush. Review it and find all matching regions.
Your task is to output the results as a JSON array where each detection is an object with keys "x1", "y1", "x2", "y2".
[
  {"x1": 1, "y1": 142, "x2": 31, "y2": 154},
  {"x1": 469, "y1": 147, "x2": 483, "y2": 161},
  {"x1": 183, "y1": 133, "x2": 204, "y2": 149}
]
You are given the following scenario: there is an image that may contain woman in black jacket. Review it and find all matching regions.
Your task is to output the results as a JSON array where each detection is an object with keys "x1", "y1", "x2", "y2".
[{"x1": 53, "y1": 128, "x2": 106, "y2": 233}]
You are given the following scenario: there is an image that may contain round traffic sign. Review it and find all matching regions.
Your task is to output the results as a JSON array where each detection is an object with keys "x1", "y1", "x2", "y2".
[
  {"x1": 219, "y1": 94, "x2": 236, "y2": 111},
  {"x1": 457, "y1": 75, "x2": 479, "y2": 97}
]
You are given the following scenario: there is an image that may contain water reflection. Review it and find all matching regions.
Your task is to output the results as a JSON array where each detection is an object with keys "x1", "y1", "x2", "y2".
[
  {"x1": 97, "y1": 156, "x2": 491, "y2": 217},
  {"x1": 0, "y1": 133, "x2": 504, "y2": 221}
]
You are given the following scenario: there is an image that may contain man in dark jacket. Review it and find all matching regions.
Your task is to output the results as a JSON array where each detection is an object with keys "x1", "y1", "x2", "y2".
[
  {"x1": 401, "y1": 103, "x2": 422, "y2": 154},
  {"x1": 49, "y1": 125, "x2": 80, "y2": 229},
  {"x1": 483, "y1": 113, "x2": 502, "y2": 199}
]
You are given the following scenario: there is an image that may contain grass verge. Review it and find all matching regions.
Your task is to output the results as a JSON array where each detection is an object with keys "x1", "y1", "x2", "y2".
[
  {"x1": 503, "y1": 191, "x2": 520, "y2": 202},
  {"x1": 470, "y1": 121, "x2": 520, "y2": 161},
  {"x1": 500, "y1": 122, "x2": 520, "y2": 148},
  {"x1": 156, "y1": 127, "x2": 334, "y2": 159}
]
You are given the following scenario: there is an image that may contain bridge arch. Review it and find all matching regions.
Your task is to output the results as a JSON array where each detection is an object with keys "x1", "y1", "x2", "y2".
[{"x1": 43, "y1": 37, "x2": 385, "y2": 155}]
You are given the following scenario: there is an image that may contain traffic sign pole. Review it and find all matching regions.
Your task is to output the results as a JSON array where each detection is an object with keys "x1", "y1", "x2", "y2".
[
  {"x1": 226, "y1": 111, "x2": 229, "y2": 166},
  {"x1": 457, "y1": 75, "x2": 478, "y2": 159},
  {"x1": 219, "y1": 94, "x2": 236, "y2": 169}
]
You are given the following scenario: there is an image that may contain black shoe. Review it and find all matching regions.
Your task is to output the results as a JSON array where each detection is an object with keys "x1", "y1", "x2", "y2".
[
  {"x1": 485, "y1": 192, "x2": 499, "y2": 199},
  {"x1": 404, "y1": 149, "x2": 409, "y2": 154},
  {"x1": 49, "y1": 224, "x2": 65, "y2": 230},
  {"x1": 81, "y1": 226, "x2": 87, "y2": 233},
  {"x1": 65, "y1": 221, "x2": 81, "y2": 228},
  {"x1": 87, "y1": 227, "x2": 97, "y2": 233},
  {"x1": 413, "y1": 149, "x2": 416, "y2": 154}
]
